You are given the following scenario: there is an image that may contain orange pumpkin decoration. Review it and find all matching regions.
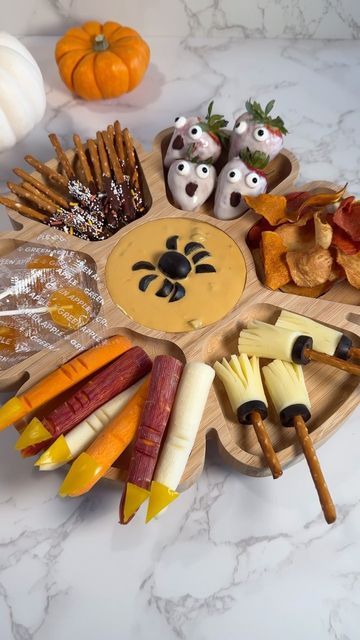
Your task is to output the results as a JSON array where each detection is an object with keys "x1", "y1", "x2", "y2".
[{"x1": 55, "y1": 21, "x2": 150, "y2": 101}]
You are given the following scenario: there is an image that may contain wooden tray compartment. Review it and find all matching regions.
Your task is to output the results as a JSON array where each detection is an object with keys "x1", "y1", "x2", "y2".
[
  {"x1": 159, "y1": 128, "x2": 299, "y2": 217},
  {"x1": 205, "y1": 302, "x2": 360, "y2": 476},
  {"x1": 0, "y1": 130, "x2": 358, "y2": 491}
]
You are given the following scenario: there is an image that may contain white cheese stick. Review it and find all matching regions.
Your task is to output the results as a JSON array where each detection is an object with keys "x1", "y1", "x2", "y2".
[
  {"x1": 154, "y1": 362, "x2": 214, "y2": 488},
  {"x1": 238, "y1": 320, "x2": 303, "y2": 362},
  {"x1": 35, "y1": 378, "x2": 144, "y2": 470},
  {"x1": 146, "y1": 362, "x2": 214, "y2": 522},
  {"x1": 276, "y1": 310, "x2": 344, "y2": 357}
]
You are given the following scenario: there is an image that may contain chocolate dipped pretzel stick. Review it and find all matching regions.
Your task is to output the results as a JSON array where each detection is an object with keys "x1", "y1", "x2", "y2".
[
  {"x1": 24, "y1": 155, "x2": 68, "y2": 188},
  {"x1": 7, "y1": 182, "x2": 56, "y2": 215},
  {"x1": 73, "y1": 134, "x2": 94, "y2": 187},
  {"x1": 87, "y1": 139, "x2": 103, "y2": 190},
  {"x1": 0, "y1": 194, "x2": 48, "y2": 222},
  {"x1": 114, "y1": 120, "x2": 125, "y2": 164},
  {"x1": 107, "y1": 123, "x2": 115, "y2": 139},
  {"x1": 22, "y1": 182, "x2": 64, "y2": 211},
  {"x1": 13, "y1": 168, "x2": 69, "y2": 209},
  {"x1": 101, "y1": 130, "x2": 124, "y2": 183},
  {"x1": 96, "y1": 131, "x2": 111, "y2": 178},
  {"x1": 48, "y1": 134, "x2": 75, "y2": 180},
  {"x1": 123, "y1": 128, "x2": 140, "y2": 190}
]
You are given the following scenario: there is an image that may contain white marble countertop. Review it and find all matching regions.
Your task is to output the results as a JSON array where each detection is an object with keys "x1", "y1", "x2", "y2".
[{"x1": 1, "y1": 36, "x2": 360, "y2": 640}]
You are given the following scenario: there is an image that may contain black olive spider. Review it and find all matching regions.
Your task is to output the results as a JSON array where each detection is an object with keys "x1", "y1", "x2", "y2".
[{"x1": 132, "y1": 235, "x2": 216, "y2": 302}]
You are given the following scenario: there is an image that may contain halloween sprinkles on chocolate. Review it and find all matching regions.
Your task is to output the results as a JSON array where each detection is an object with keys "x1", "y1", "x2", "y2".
[
  {"x1": 132, "y1": 235, "x2": 216, "y2": 302},
  {"x1": 1, "y1": 121, "x2": 148, "y2": 240}
]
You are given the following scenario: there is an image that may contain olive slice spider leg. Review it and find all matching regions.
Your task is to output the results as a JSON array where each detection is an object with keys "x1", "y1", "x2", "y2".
[
  {"x1": 184, "y1": 241, "x2": 205, "y2": 255},
  {"x1": 169, "y1": 282, "x2": 186, "y2": 302},
  {"x1": 166, "y1": 235, "x2": 179, "y2": 250},
  {"x1": 191, "y1": 250, "x2": 211, "y2": 264},
  {"x1": 195, "y1": 264, "x2": 216, "y2": 273},
  {"x1": 155, "y1": 278, "x2": 174, "y2": 298},
  {"x1": 139, "y1": 274, "x2": 158, "y2": 291},
  {"x1": 132, "y1": 261, "x2": 156, "y2": 271}
]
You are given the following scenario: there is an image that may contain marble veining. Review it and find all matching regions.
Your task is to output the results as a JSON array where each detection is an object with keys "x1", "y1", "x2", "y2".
[
  {"x1": 0, "y1": 34, "x2": 359, "y2": 640},
  {"x1": 1, "y1": 0, "x2": 360, "y2": 38}
]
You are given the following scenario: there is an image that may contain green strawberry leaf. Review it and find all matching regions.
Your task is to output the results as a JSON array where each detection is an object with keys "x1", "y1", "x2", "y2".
[
  {"x1": 245, "y1": 98, "x2": 288, "y2": 135},
  {"x1": 239, "y1": 147, "x2": 270, "y2": 170}
]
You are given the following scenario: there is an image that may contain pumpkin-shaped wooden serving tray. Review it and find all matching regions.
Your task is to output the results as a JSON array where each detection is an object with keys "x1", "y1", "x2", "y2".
[{"x1": 0, "y1": 128, "x2": 359, "y2": 491}]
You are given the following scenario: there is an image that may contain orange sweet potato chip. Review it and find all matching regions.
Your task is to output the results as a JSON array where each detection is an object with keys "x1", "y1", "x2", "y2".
[
  {"x1": 286, "y1": 247, "x2": 333, "y2": 288},
  {"x1": 336, "y1": 250, "x2": 360, "y2": 289},
  {"x1": 261, "y1": 231, "x2": 290, "y2": 290},
  {"x1": 244, "y1": 194, "x2": 288, "y2": 225}
]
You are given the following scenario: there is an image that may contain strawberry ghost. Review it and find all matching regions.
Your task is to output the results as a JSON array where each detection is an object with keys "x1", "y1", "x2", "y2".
[
  {"x1": 167, "y1": 159, "x2": 216, "y2": 212},
  {"x1": 164, "y1": 101, "x2": 228, "y2": 168},
  {"x1": 214, "y1": 149, "x2": 268, "y2": 220},
  {"x1": 229, "y1": 99, "x2": 288, "y2": 162}
]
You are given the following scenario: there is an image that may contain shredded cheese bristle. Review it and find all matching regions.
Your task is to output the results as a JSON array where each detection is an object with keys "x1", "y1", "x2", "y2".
[
  {"x1": 214, "y1": 353, "x2": 267, "y2": 412},
  {"x1": 238, "y1": 320, "x2": 302, "y2": 362},
  {"x1": 276, "y1": 310, "x2": 342, "y2": 357},
  {"x1": 262, "y1": 360, "x2": 311, "y2": 414}
]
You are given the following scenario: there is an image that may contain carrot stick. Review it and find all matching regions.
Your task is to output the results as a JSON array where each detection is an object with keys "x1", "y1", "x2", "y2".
[
  {"x1": 15, "y1": 346, "x2": 152, "y2": 450},
  {"x1": 59, "y1": 378, "x2": 150, "y2": 497},
  {"x1": 119, "y1": 355, "x2": 183, "y2": 524},
  {"x1": 0, "y1": 336, "x2": 132, "y2": 431}
]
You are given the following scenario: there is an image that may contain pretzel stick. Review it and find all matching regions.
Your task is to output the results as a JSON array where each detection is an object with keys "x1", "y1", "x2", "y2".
[
  {"x1": 48, "y1": 134, "x2": 75, "y2": 180},
  {"x1": 22, "y1": 182, "x2": 64, "y2": 211},
  {"x1": 123, "y1": 128, "x2": 140, "y2": 190},
  {"x1": 25, "y1": 155, "x2": 68, "y2": 188},
  {"x1": 0, "y1": 194, "x2": 48, "y2": 222},
  {"x1": 7, "y1": 182, "x2": 57, "y2": 215},
  {"x1": 114, "y1": 121, "x2": 125, "y2": 164},
  {"x1": 107, "y1": 124, "x2": 115, "y2": 139},
  {"x1": 13, "y1": 168, "x2": 69, "y2": 208},
  {"x1": 294, "y1": 415, "x2": 336, "y2": 524},
  {"x1": 102, "y1": 130, "x2": 124, "y2": 183},
  {"x1": 73, "y1": 134, "x2": 94, "y2": 187},
  {"x1": 87, "y1": 139, "x2": 103, "y2": 191},
  {"x1": 96, "y1": 131, "x2": 111, "y2": 178}
]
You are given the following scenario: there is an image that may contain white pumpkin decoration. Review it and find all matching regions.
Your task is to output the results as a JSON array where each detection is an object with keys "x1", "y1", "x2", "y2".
[{"x1": 0, "y1": 32, "x2": 46, "y2": 151}]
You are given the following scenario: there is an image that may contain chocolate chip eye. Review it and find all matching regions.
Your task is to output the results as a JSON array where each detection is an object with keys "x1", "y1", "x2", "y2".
[
  {"x1": 254, "y1": 126, "x2": 269, "y2": 141},
  {"x1": 196, "y1": 164, "x2": 211, "y2": 179},
  {"x1": 227, "y1": 168, "x2": 241, "y2": 183},
  {"x1": 245, "y1": 172, "x2": 261, "y2": 188},
  {"x1": 174, "y1": 116, "x2": 187, "y2": 129},
  {"x1": 189, "y1": 125, "x2": 202, "y2": 140},
  {"x1": 175, "y1": 160, "x2": 190, "y2": 176}
]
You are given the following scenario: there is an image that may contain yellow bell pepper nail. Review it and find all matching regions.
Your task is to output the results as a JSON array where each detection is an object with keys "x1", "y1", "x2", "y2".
[
  {"x1": 0, "y1": 397, "x2": 28, "y2": 431},
  {"x1": 15, "y1": 418, "x2": 51, "y2": 451},
  {"x1": 59, "y1": 453, "x2": 102, "y2": 497},
  {"x1": 123, "y1": 483, "x2": 150, "y2": 523},
  {"x1": 146, "y1": 481, "x2": 179, "y2": 523},
  {"x1": 35, "y1": 435, "x2": 72, "y2": 469}
]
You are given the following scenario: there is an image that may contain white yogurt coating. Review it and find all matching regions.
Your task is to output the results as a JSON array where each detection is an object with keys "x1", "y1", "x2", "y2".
[
  {"x1": 229, "y1": 112, "x2": 284, "y2": 161},
  {"x1": 164, "y1": 115, "x2": 222, "y2": 168},
  {"x1": 213, "y1": 156, "x2": 267, "y2": 220},
  {"x1": 167, "y1": 159, "x2": 216, "y2": 211}
]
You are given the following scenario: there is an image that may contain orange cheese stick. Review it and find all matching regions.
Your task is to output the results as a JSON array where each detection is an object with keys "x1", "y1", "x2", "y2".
[
  {"x1": 59, "y1": 377, "x2": 150, "y2": 497},
  {"x1": 0, "y1": 336, "x2": 132, "y2": 431}
]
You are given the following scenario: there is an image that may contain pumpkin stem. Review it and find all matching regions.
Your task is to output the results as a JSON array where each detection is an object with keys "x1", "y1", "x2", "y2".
[{"x1": 93, "y1": 34, "x2": 109, "y2": 52}]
